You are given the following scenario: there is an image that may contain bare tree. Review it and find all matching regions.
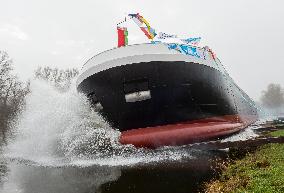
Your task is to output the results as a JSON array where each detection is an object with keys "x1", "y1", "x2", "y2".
[
  {"x1": 261, "y1": 83, "x2": 284, "y2": 110},
  {"x1": 34, "y1": 66, "x2": 79, "y2": 91},
  {"x1": 0, "y1": 51, "x2": 30, "y2": 144}
]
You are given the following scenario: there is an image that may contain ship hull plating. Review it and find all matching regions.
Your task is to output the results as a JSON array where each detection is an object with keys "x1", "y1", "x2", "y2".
[
  {"x1": 77, "y1": 44, "x2": 258, "y2": 148},
  {"x1": 78, "y1": 61, "x2": 256, "y2": 147}
]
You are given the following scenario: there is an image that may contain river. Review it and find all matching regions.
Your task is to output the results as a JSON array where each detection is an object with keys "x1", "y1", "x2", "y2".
[{"x1": 0, "y1": 80, "x2": 259, "y2": 193}]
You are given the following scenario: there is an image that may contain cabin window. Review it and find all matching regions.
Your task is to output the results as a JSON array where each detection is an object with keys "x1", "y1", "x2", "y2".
[
  {"x1": 125, "y1": 90, "x2": 151, "y2": 103},
  {"x1": 123, "y1": 79, "x2": 151, "y2": 102}
]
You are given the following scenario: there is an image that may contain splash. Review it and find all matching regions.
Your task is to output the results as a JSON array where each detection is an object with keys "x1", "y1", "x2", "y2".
[
  {"x1": 221, "y1": 125, "x2": 259, "y2": 142},
  {"x1": 3, "y1": 80, "x2": 191, "y2": 167}
]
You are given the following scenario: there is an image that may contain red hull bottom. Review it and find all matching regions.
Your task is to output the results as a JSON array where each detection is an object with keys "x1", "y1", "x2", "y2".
[{"x1": 119, "y1": 115, "x2": 257, "y2": 148}]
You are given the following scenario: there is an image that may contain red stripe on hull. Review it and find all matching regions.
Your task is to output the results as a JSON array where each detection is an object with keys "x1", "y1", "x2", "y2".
[{"x1": 119, "y1": 115, "x2": 257, "y2": 148}]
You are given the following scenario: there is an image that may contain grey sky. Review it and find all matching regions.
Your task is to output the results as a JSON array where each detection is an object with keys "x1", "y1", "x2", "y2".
[{"x1": 0, "y1": 0, "x2": 283, "y2": 100}]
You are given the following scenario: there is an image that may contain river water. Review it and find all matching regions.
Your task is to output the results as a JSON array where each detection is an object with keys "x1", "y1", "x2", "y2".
[{"x1": 0, "y1": 81, "x2": 260, "y2": 193}]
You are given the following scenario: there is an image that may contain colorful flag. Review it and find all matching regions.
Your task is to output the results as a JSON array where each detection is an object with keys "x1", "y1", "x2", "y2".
[
  {"x1": 124, "y1": 28, "x2": 128, "y2": 46},
  {"x1": 181, "y1": 37, "x2": 201, "y2": 45},
  {"x1": 128, "y1": 13, "x2": 157, "y2": 40},
  {"x1": 167, "y1": 43, "x2": 182, "y2": 53},
  {"x1": 167, "y1": 43, "x2": 200, "y2": 58},
  {"x1": 129, "y1": 13, "x2": 143, "y2": 26},
  {"x1": 180, "y1": 45, "x2": 200, "y2": 58},
  {"x1": 140, "y1": 27, "x2": 153, "y2": 39},
  {"x1": 117, "y1": 27, "x2": 128, "y2": 47}
]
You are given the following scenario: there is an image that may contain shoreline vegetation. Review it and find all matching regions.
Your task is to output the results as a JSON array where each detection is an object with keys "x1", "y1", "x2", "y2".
[{"x1": 204, "y1": 124, "x2": 284, "y2": 193}]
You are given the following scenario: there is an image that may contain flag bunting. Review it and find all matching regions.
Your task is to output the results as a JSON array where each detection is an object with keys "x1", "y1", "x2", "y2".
[{"x1": 128, "y1": 13, "x2": 157, "y2": 39}]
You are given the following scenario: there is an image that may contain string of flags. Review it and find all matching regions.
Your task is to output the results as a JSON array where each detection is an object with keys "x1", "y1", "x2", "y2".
[
  {"x1": 117, "y1": 13, "x2": 203, "y2": 47},
  {"x1": 116, "y1": 13, "x2": 216, "y2": 61},
  {"x1": 116, "y1": 13, "x2": 202, "y2": 48}
]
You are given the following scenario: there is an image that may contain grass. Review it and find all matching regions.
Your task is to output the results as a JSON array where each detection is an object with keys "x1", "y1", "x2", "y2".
[
  {"x1": 270, "y1": 129, "x2": 284, "y2": 137},
  {"x1": 204, "y1": 128, "x2": 284, "y2": 193}
]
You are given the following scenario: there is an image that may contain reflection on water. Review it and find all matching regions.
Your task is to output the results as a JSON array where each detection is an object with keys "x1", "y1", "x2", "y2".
[
  {"x1": 0, "y1": 149, "x2": 225, "y2": 193},
  {"x1": 1, "y1": 163, "x2": 121, "y2": 193},
  {"x1": 102, "y1": 151, "x2": 223, "y2": 193}
]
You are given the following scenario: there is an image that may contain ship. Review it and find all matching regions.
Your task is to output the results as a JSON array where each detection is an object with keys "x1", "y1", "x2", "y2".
[{"x1": 76, "y1": 14, "x2": 258, "y2": 148}]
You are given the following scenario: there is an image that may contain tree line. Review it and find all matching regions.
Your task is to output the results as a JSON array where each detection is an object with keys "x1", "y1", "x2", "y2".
[
  {"x1": 0, "y1": 51, "x2": 30, "y2": 143},
  {"x1": 261, "y1": 83, "x2": 284, "y2": 114},
  {"x1": 34, "y1": 66, "x2": 79, "y2": 91}
]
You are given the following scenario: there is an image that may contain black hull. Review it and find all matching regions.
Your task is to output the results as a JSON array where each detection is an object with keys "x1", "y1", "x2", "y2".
[{"x1": 77, "y1": 61, "x2": 258, "y2": 131}]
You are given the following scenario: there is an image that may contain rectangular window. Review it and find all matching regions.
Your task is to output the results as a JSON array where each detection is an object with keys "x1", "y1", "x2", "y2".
[
  {"x1": 125, "y1": 90, "x2": 151, "y2": 103},
  {"x1": 123, "y1": 79, "x2": 151, "y2": 102}
]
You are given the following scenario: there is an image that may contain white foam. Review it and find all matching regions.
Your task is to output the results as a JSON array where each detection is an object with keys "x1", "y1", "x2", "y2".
[
  {"x1": 221, "y1": 125, "x2": 259, "y2": 142},
  {"x1": 3, "y1": 80, "x2": 192, "y2": 167}
]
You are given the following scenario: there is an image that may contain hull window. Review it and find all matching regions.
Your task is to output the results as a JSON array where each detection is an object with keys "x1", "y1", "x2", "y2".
[
  {"x1": 125, "y1": 90, "x2": 151, "y2": 103},
  {"x1": 124, "y1": 79, "x2": 151, "y2": 102}
]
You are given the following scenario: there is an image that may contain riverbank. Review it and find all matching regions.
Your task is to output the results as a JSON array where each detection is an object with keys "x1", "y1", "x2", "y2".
[{"x1": 204, "y1": 126, "x2": 284, "y2": 193}]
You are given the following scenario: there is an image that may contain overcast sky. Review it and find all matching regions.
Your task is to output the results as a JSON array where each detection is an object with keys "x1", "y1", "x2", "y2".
[{"x1": 0, "y1": 0, "x2": 283, "y2": 100}]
